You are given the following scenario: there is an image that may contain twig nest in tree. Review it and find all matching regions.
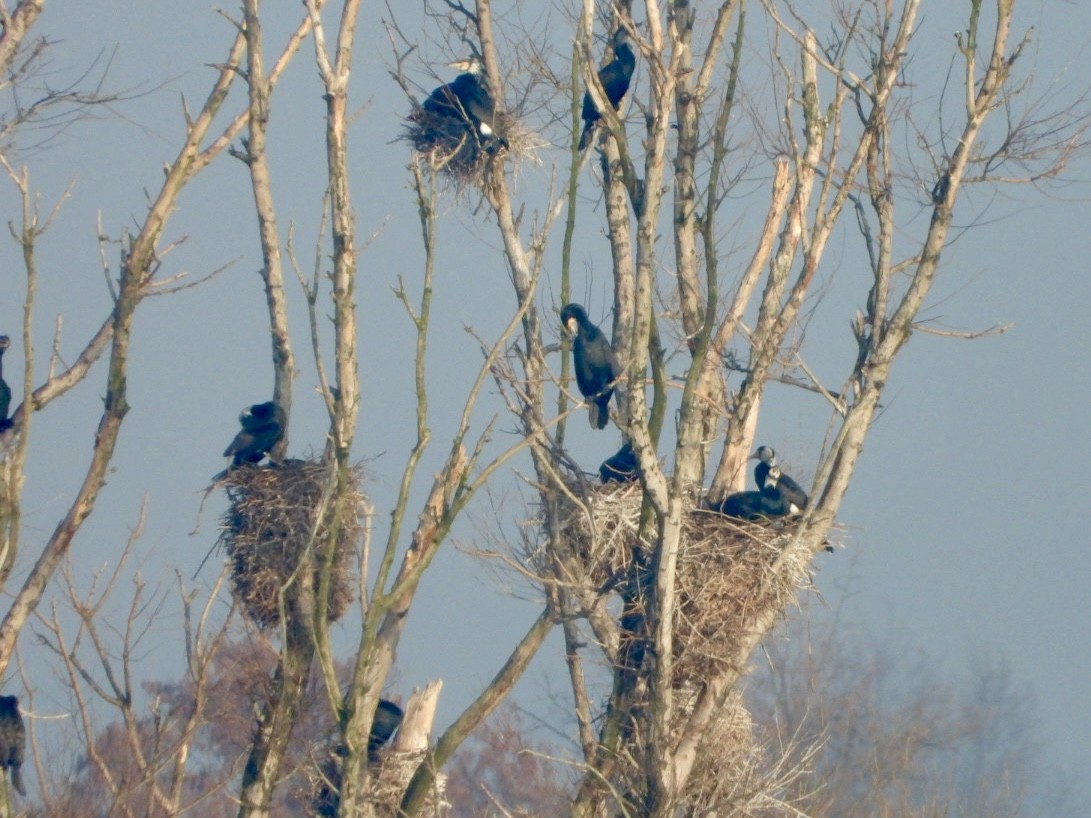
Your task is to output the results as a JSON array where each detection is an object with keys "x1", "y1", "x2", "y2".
[
  {"x1": 670, "y1": 511, "x2": 809, "y2": 684},
  {"x1": 309, "y1": 748, "x2": 448, "y2": 818},
  {"x1": 403, "y1": 105, "x2": 541, "y2": 184},
  {"x1": 550, "y1": 480, "x2": 813, "y2": 686},
  {"x1": 218, "y1": 459, "x2": 362, "y2": 628}
]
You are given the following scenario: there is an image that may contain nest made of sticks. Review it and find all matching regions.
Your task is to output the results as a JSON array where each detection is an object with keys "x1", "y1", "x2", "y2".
[
  {"x1": 603, "y1": 684, "x2": 770, "y2": 815},
  {"x1": 218, "y1": 459, "x2": 362, "y2": 628},
  {"x1": 309, "y1": 748, "x2": 448, "y2": 818},
  {"x1": 403, "y1": 105, "x2": 541, "y2": 184},
  {"x1": 552, "y1": 481, "x2": 813, "y2": 686}
]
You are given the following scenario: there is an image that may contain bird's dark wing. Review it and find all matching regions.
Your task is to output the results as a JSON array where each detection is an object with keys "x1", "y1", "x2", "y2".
[
  {"x1": 776, "y1": 472, "x2": 809, "y2": 510},
  {"x1": 710, "y1": 491, "x2": 766, "y2": 519},
  {"x1": 600, "y1": 443, "x2": 638, "y2": 483},
  {"x1": 427, "y1": 76, "x2": 495, "y2": 125},
  {"x1": 368, "y1": 700, "x2": 404, "y2": 754},
  {"x1": 247, "y1": 420, "x2": 284, "y2": 459},
  {"x1": 459, "y1": 77, "x2": 498, "y2": 125},
  {"x1": 223, "y1": 429, "x2": 256, "y2": 460},
  {"x1": 423, "y1": 82, "x2": 460, "y2": 116},
  {"x1": 598, "y1": 48, "x2": 635, "y2": 109},
  {"x1": 578, "y1": 330, "x2": 617, "y2": 392}
]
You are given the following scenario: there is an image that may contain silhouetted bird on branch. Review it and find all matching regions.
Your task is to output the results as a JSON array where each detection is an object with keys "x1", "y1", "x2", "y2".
[
  {"x1": 579, "y1": 28, "x2": 636, "y2": 150},
  {"x1": 561, "y1": 304, "x2": 619, "y2": 430}
]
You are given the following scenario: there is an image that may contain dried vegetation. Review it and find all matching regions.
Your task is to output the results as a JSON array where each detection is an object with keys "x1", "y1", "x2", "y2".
[{"x1": 218, "y1": 459, "x2": 363, "y2": 628}]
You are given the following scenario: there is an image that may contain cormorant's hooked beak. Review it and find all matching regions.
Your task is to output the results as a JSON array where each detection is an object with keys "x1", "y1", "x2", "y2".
[{"x1": 448, "y1": 58, "x2": 475, "y2": 72}]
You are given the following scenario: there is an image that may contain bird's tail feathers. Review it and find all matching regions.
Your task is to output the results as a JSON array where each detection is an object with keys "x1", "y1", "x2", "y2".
[
  {"x1": 589, "y1": 397, "x2": 610, "y2": 430},
  {"x1": 578, "y1": 123, "x2": 594, "y2": 151},
  {"x1": 11, "y1": 765, "x2": 24, "y2": 797}
]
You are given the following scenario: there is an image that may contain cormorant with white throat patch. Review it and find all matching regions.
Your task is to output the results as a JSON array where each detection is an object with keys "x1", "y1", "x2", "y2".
[
  {"x1": 223, "y1": 401, "x2": 286, "y2": 468},
  {"x1": 752, "y1": 445, "x2": 808, "y2": 512},
  {"x1": 579, "y1": 28, "x2": 636, "y2": 150},
  {"x1": 561, "y1": 303, "x2": 619, "y2": 430},
  {"x1": 423, "y1": 57, "x2": 506, "y2": 151}
]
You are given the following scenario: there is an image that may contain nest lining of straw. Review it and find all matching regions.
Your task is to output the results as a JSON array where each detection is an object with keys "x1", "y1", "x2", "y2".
[
  {"x1": 403, "y1": 105, "x2": 541, "y2": 183},
  {"x1": 218, "y1": 459, "x2": 362, "y2": 628}
]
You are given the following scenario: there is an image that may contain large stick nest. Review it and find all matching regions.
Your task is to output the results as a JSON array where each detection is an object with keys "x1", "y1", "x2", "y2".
[
  {"x1": 548, "y1": 481, "x2": 813, "y2": 686},
  {"x1": 309, "y1": 748, "x2": 448, "y2": 818},
  {"x1": 403, "y1": 105, "x2": 542, "y2": 184},
  {"x1": 218, "y1": 459, "x2": 363, "y2": 628}
]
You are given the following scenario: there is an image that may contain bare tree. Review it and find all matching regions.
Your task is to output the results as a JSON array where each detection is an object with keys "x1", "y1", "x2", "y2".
[
  {"x1": 393, "y1": 0, "x2": 1085, "y2": 815},
  {"x1": 0, "y1": 1, "x2": 1084, "y2": 816}
]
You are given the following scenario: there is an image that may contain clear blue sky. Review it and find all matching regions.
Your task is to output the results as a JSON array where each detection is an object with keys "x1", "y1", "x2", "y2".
[{"x1": 1, "y1": 0, "x2": 1087, "y2": 807}]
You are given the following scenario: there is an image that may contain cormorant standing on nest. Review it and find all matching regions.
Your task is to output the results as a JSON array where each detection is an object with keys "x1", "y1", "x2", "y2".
[
  {"x1": 752, "y1": 445, "x2": 808, "y2": 512},
  {"x1": 0, "y1": 696, "x2": 25, "y2": 796},
  {"x1": 0, "y1": 336, "x2": 12, "y2": 433},
  {"x1": 579, "y1": 28, "x2": 636, "y2": 150},
  {"x1": 368, "y1": 698, "x2": 404, "y2": 758},
  {"x1": 423, "y1": 57, "x2": 506, "y2": 151},
  {"x1": 599, "y1": 440, "x2": 638, "y2": 483},
  {"x1": 223, "y1": 401, "x2": 285, "y2": 468},
  {"x1": 560, "y1": 304, "x2": 619, "y2": 430}
]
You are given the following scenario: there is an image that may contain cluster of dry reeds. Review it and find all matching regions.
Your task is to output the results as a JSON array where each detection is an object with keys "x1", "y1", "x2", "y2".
[{"x1": 218, "y1": 459, "x2": 363, "y2": 628}]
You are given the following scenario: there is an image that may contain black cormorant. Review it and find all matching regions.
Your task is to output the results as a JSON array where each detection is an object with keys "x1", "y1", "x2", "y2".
[
  {"x1": 368, "y1": 698, "x2": 404, "y2": 757},
  {"x1": 579, "y1": 28, "x2": 636, "y2": 150},
  {"x1": 752, "y1": 445, "x2": 808, "y2": 512},
  {"x1": 599, "y1": 440, "x2": 638, "y2": 483},
  {"x1": 757, "y1": 465, "x2": 792, "y2": 517},
  {"x1": 0, "y1": 336, "x2": 11, "y2": 433},
  {"x1": 0, "y1": 696, "x2": 25, "y2": 797},
  {"x1": 223, "y1": 401, "x2": 286, "y2": 467},
  {"x1": 560, "y1": 303, "x2": 619, "y2": 430},
  {"x1": 423, "y1": 57, "x2": 506, "y2": 151},
  {"x1": 706, "y1": 490, "x2": 767, "y2": 519},
  {"x1": 707, "y1": 487, "x2": 787, "y2": 520}
]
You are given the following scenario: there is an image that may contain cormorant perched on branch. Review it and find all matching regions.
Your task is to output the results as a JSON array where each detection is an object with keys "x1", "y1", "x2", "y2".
[
  {"x1": 579, "y1": 28, "x2": 636, "y2": 150},
  {"x1": 368, "y1": 698, "x2": 404, "y2": 758},
  {"x1": 423, "y1": 57, "x2": 506, "y2": 151},
  {"x1": 561, "y1": 303, "x2": 619, "y2": 430},
  {"x1": 223, "y1": 401, "x2": 285, "y2": 468},
  {"x1": 0, "y1": 336, "x2": 11, "y2": 433},
  {"x1": 0, "y1": 696, "x2": 25, "y2": 797},
  {"x1": 752, "y1": 445, "x2": 808, "y2": 512},
  {"x1": 599, "y1": 440, "x2": 638, "y2": 483}
]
